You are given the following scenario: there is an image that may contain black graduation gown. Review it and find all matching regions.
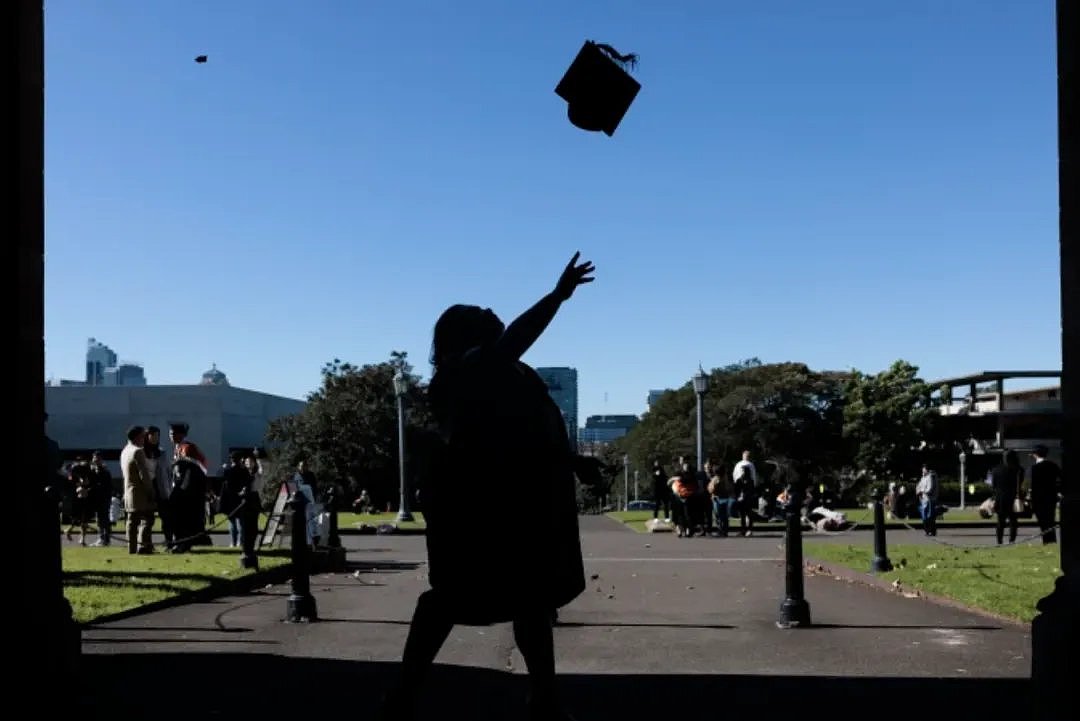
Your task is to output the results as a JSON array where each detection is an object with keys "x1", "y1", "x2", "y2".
[{"x1": 422, "y1": 347, "x2": 585, "y2": 625}]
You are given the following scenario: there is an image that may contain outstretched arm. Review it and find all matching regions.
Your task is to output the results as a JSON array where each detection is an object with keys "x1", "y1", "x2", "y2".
[{"x1": 496, "y1": 252, "x2": 595, "y2": 361}]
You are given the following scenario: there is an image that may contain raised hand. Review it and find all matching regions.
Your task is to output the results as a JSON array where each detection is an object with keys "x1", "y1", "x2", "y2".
[{"x1": 554, "y1": 252, "x2": 596, "y2": 301}]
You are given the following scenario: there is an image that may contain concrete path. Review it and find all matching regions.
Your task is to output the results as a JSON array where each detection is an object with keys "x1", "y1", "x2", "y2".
[{"x1": 75, "y1": 515, "x2": 1033, "y2": 719}]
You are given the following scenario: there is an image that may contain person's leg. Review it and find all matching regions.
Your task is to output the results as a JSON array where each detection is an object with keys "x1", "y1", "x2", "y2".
[
  {"x1": 97, "y1": 505, "x2": 111, "y2": 545},
  {"x1": 1035, "y1": 499, "x2": 1057, "y2": 544},
  {"x1": 395, "y1": 590, "x2": 455, "y2": 697},
  {"x1": 160, "y1": 499, "x2": 174, "y2": 547},
  {"x1": 127, "y1": 511, "x2": 138, "y2": 554},
  {"x1": 138, "y1": 512, "x2": 154, "y2": 552},
  {"x1": 995, "y1": 503, "x2": 1006, "y2": 545},
  {"x1": 513, "y1": 609, "x2": 558, "y2": 710},
  {"x1": 1009, "y1": 508, "x2": 1019, "y2": 543}
]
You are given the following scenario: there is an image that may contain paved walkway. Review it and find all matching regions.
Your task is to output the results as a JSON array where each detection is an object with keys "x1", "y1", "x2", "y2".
[{"x1": 76, "y1": 515, "x2": 1033, "y2": 719}]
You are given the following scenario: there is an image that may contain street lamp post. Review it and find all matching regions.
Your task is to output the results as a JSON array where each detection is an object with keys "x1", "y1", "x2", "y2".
[
  {"x1": 959, "y1": 451, "x2": 967, "y2": 510},
  {"x1": 692, "y1": 366, "x2": 709, "y2": 472},
  {"x1": 623, "y1": 454, "x2": 630, "y2": 511},
  {"x1": 633, "y1": 469, "x2": 639, "y2": 502},
  {"x1": 393, "y1": 371, "x2": 414, "y2": 523}
]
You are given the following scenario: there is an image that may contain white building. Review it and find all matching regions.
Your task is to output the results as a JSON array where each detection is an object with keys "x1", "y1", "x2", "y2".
[
  {"x1": 932, "y1": 370, "x2": 1063, "y2": 469},
  {"x1": 45, "y1": 375, "x2": 305, "y2": 475}
]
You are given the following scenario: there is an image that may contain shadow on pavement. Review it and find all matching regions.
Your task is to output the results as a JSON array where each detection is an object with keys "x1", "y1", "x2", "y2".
[{"x1": 77, "y1": 653, "x2": 1031, "y2": 720}]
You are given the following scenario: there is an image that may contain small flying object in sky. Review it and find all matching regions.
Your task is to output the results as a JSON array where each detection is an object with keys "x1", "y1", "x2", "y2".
[{"x1": 194, "y1": 55, "x2": 208, "y2": 63}]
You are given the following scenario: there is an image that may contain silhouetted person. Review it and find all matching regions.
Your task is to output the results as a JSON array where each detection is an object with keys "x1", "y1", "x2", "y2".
[
  {"x1": 381, "y1": 253, "x2": 595, "y2": 721},
  {"x1": 88, "y1": 451, "x2": 113, "y2": 546},
  {"x1": 1029, "y1": 445, "x2": 1062, "y2": 544},
  {"x1": 991, "y1": 450, "x2": 1024, "y2": 545},
  {"x1": 651, "y1": 459, "x2": 671, "y2": 521},
  {"x1": 144, "y1": 427, "x2": 172, "y2": 546},
  {"x1": 219, "y1": 452, "x2": 252, "y2": 547},
  {"x1": 169, "y1": 422, "x2": 209, "y2": 552}
]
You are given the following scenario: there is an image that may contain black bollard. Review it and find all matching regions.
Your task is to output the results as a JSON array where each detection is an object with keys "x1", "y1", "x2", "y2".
[
  {"x1": 285, "y1": 489, "x2": 318, "y2": 623},
  {"x1": 870, "y1": 486, "x2": 893, "y2": 573},
  {"x1": 777, "y1": 477, "x2": 811, "y2": 629},
  {"x1": 239, "y1": 491, "x2": 259, "y2": 570}
]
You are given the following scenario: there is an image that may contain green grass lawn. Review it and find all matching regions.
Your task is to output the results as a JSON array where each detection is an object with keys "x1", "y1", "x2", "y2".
[
  {"x1": 804, "y1": 541, "x2": 1063, "y2": 623},
  {"x1": 73, "y1": 510, "x2": 427, "y2": 536},
  {"x1": 337, "y1": 511, "x2": 426, "y2": 530},
  {"x1": 62, "y1": 545, "x2": 290, "y2": 624}
]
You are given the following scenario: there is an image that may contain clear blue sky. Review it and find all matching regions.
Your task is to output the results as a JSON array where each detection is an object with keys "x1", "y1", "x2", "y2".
[{"x1": 44, "y1": 0, "x2": 1062, "y2": 418}]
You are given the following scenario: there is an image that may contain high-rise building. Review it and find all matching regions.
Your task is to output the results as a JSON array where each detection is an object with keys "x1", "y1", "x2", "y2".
[
  {"x1": 579, "y1": 414, "x2": 639, "y2": 447},
  {"x1": 103, "y1": 363, "x2": 147, "y2": 387},
  {"x1": 81, "y1": 338, "x2": 146, "y2": 386},
  {"x1": 647, "y1": 389, "x2": 669, "y2": 408},
  {"x1": 85, "y1": 338, "x2": 117, "y2": 386},
  {"x1": 535, "y1": 367, "x2": 578, "y2": 451}
]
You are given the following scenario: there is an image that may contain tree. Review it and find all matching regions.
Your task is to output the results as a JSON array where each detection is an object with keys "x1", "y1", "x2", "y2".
[
  {"x1": 842, "y1": 359, "x2": 934, "y2": 488},
  {"x1": 265, "y1": 351, "x2": 433, "y2": 510},
  {"x1": 620, "y1": 360, "x2": 849, "y2": 492}
]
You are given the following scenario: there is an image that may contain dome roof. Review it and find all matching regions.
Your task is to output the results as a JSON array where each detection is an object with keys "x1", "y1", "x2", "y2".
[{"x1": 200, "y1": 363, "x2": 229, "y2": 386}]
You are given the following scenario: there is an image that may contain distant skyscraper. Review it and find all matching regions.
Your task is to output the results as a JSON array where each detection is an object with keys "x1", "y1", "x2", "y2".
[
  {"x1": 536, "y1": 367, "x2": 578, "y2": 451},
  {"x1": 85, "y1": 338, "x2": 118, "y2": 386},
  {"x1": 104, "y1": 363, "x2": 147, "y2": 387},
  {"x1": 647, "y1": 389, "x2": 669, "y2": 408},
  {"x1": 83, "y1": 338, "x2": 146, "y2": 386},
  {"x1": 579, "y1": 414, "x2": 640, "y2": 447}
]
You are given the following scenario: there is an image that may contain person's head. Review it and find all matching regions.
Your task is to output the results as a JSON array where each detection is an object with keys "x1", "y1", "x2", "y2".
[
  {"x1": 1033, "y1": 444, "x2": 1049, "y2": 460},
  {"x1": 297, "y1": 459, "x2": 307, "y2": 473},
  {"x1": 653, "y1": 458, "x2": 662, "y2": 469},
  {"x1": 127, "y1": 425, "x2": 146, "y2": 446},
  {"x1": 922, "y1": 464, "x2": 930, "y2": 474},
  {"x1": 146, "y1": 426, "x2": 160, "y2": 445},
  {"x1": 91, "y1": 451, "x2": 102, "y2": 465},
  {"x1": 742, "y1": 450, "x2": 751, "y2": 462},
  {"x1": 430, "y1": 304, "x2": 505, "y2": 369},
  {"x1": 244, "y1": 456, "x2": 257, "y2": 471},
  {"x1": 1004, "y1": 450, "x2": 1020, "y2": 467},
  {"x1": 169, "y1": 422, "x2": 189, "y2": 443},
  {"x1": 230, "y1": 451, "x2": 244, "y2": 466}
]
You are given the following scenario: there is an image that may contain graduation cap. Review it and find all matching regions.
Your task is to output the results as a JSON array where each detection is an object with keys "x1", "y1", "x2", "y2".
[
  {"x1": 169, "y1": 421, "x2": 190, "y2": 434},
  {"x1": 194, "y1": 55, "x2": 208, "y2": 63},
  {"x1": 555, "y1": 40, "x2": 641, "y2": 137}
]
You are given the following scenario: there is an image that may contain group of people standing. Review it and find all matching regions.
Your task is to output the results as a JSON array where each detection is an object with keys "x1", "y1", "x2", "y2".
[
  {"x1": 985, "y1": 445, "x2": 1062, "y2": 545},
  {"x1": 119, "y1": 422, "x2": 214, "y2": 554},
  {"x1": 650, "y1": 450, "x2": 768, "y2": 538},
  {"x1": 891, "y1": 446, "x2": 1063, "y2": 546}
]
